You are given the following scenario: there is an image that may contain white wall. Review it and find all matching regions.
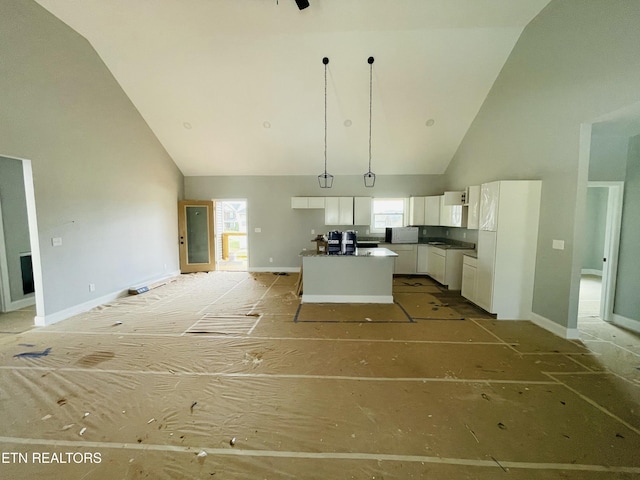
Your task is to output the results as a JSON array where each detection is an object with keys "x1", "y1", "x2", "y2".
[
  {"x1": 442, "y1": 0, "x2": 640, "y2": 328},
  {"x1": 0, "y1": 1, "x2": 184, "y2": 322}
]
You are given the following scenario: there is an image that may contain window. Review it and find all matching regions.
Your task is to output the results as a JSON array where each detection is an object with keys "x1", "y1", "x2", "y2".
[{"x1": 370, "y1": 198, "x2": 407, "y2": 233}]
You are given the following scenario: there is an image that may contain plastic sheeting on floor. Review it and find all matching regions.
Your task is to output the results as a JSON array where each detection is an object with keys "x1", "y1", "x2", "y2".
[{"x1": 1, "y1": 271, "x2": 639, "y2": 479}]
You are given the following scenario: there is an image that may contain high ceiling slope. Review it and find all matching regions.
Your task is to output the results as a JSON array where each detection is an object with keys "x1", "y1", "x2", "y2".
[{"x1": 35, "y1": 0, "x2": 551, "y2": 176}]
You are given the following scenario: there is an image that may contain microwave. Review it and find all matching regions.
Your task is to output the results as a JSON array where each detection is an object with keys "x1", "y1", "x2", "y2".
[{"x1": 385, "y1": 227, "x2": 419, "y2": 244}]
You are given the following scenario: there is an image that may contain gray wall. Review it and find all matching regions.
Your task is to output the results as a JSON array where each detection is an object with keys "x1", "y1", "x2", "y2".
[
  {"x1": 581, "y1": 187, "x2": 607, "y2": 272},
  {"x1": 0, "y1": 157, "x2": 32, "y2": 303},
  {"x1": 0, "y1": 1, "x2": 184, "y2": 317},
  {"x1": 441, "y1": 0, "x2": 640, "y2": 328},
  {"x1": 185, "y1": 174, "x2": 445, "y2": 269},
  {"x1": 615, "y1": 134, "x2": 640, "y2": 322},
  {"x1": 589, "y1": 133, "x2": 629, "y2": 181}
]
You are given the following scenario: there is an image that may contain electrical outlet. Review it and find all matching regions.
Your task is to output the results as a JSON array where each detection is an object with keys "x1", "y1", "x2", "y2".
[
  {"x1": 51, "y1": 237, "x2": 63, "y2": 247},
  {"x1": 311, "y1": 229, "x2": 315, "y2": 235},
  {"x1": 269, "y1": 257, "x2": 273, "y2": 263},
  {"x1": 255, "y1": 227, "x2": 262, "y2": 233},
  {"x1": 463, "y1": 232, "x2": 467, "y2": 239},
  {"x1": 89, "y1": 283, "x2": 96, "y2": 292}
]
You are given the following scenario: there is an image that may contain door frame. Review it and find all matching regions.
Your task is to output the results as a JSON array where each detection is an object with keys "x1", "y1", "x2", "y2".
[
  {"x1": 587, "y1": 181, "x2": 624, "y2": 321},
  {"x1": 0, "y1": 156, "x2": 43, "y2": 322},
  {"x1": 178, "y1": 200, "x2": 216, "y2": 273}
]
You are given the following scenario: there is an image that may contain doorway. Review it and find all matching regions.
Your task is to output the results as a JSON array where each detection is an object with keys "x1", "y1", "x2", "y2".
[
  {"x1": 214, "y1": 200, "x2": 248, "y2": 271},
  {"x1": 0, "y1": 155, "x2": 43, "y2": 329},
  {"x1": 578, "y1": 182, "x2": 624, "y2": 324}
]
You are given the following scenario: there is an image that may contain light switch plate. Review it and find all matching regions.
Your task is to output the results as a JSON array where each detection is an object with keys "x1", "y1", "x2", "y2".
[
  {"x1": 254, "y1": 227, "x2": 262, "y2": 233},
  {"x1": 52, "y1": 237, "x2": 63, "y2": 247},
  {"x1": 552, "y1": 239, "x2": 565, "y2": 250}
]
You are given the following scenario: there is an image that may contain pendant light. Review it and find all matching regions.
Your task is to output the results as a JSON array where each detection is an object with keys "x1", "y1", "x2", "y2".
[
  {"x1": 318, "y1": 57, "x2": 334, "y2": 188},
  {"x1": 364, "y1": 56, "x2": 376, "y2": 188}
]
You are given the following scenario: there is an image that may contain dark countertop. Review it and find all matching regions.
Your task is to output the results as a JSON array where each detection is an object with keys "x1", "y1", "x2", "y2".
[{"x1": 300, "y1": 247, "x2": 398, "y2": 258}]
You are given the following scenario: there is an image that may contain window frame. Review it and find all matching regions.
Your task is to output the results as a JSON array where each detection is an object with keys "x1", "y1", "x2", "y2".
[{"x1": 369, "y1": 197, "x2": 409, "y2": 234}]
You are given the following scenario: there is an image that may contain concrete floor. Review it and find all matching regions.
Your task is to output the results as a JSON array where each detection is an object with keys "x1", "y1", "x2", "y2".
[{"x1": 0, "y1": 272, "x2": 638, "y2": 479}]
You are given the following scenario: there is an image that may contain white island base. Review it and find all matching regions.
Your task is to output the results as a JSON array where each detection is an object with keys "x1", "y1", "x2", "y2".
[{"x1": 300, "y1": 248, "x2": 398, "y2": 304}]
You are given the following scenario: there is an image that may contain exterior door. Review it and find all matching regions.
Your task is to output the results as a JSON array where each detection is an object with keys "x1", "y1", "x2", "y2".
[{"x1": 178, "y1": 200, "x2": 216, "y2": 273}]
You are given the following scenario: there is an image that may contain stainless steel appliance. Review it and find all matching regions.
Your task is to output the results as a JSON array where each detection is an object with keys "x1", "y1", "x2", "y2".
[{"x1": 385, "y1": 227, "x2": 419, "y2": 243}]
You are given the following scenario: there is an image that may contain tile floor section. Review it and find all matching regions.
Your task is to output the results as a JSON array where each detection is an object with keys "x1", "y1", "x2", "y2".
[{"x1": 0, "y1": 272, "x2": 638, "y2": 479}]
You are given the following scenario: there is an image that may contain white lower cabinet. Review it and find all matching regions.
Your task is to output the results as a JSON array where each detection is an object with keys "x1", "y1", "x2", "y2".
[
  {"x1": 427, "y1": 247, "x2": 446, "y2": 284},
  {"x1": 382, "y1": 244, "x2": 417, "y2": 275},
  {"x1": 427, "y1": 246, "x2": 474, "y2": 290},
  {"x1": 416, "y1": 245, "x2": 429, "y2": 274},
  {"x1": 461, "y1": 255, "x2": 477, "y2": 302}
]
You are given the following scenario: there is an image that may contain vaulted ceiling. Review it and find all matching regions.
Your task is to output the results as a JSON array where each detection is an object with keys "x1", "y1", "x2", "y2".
[{"x1": 35, "y1": 0, "x2": 551, "y2": 176}]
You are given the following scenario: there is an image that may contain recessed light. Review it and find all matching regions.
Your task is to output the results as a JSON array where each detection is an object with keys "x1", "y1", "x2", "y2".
[
  {"x1": 425, "y1": 119, "x2": 435, "y2": 127},
  {"x1": 263, "y1": 121, "x2": 271, "y2": 129},
  {"x1": 183, "y1": 122, "x2": 192, "y2": 129},
  {"x1": 344, "y1": 119, "x2": 352, "y2": 127}
]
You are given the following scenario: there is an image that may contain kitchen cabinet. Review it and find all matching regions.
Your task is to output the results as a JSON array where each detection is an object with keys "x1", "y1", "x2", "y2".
[
  {"x1": 461, "y1": 254, "x2": 477, "y2": 302},
  {"x1": 353, "y1": 197, "x2": 372, "y2": 225},
  {"x1": 425, "y1": 196, "x2": 441, "y2": 225},
  {"x1": 465, "y1": 185, "x2": 480, "y2": 230},
  {"x1": 442, "y1": 191, "x2": 464, "y2": 205},
  {"x1": 427, "y1": 246, "x2": 473, "y2": 290},
  {"x1": 325, "y1": 197, "x2": 354, "y2": 225},
  {"x1": 474, "y1": 180, "x2": 542, "y2": 319},
  {"x1": 409, "y1": 197, "x2": 426, "y2": 226},
  {"x1": 409, "y1": 196, "x2": 441, "y2": 226},
  {"x1": 416, "y1": 245, "x2": 429, "y2": 274},
  {"x1": 291, "y1": 197, "x2": 326, "y2": 209},
  {"x1": 427, "y1": 247, "x2": 446, "y2": 284},
  {"x1": 382, "y1": 243, "x2": 417, "y2": 275},
  {"x1": 439, "y1": 196, "x2": 464, "y2": 227},
  {"x1": 479, "y1": 181, "x2": 500, "y2": 231}
]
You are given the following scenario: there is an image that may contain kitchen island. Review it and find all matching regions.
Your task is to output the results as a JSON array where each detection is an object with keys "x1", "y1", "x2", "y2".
[{"x1": 300, "y1": 248, "x2": 398, "y2": 303}]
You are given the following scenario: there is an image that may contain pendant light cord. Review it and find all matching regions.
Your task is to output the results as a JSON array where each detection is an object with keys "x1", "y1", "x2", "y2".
[
  {"x1": 368, "y1": 60, "x2": 373, "y2": 173},
  {"x1": 324, "y1": 60, "x2": 328, "y2": 174}
]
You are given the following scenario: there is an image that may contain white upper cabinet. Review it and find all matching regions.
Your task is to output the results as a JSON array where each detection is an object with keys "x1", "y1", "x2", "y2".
[
  {"x1": 409, "y1": 197, "x2": 426, "y2": 225},
  {"x1": 325, "y1": 197, "x2": 354, "y2": 225},
  {"x1": 442, "y1": 191, "x2": 465, "y2": 205},
  {"x1": 291, "y1": 197, "x2": 325, "y2": 209},
  {"x1": 425, "y1": 196, "x2": 441, "y2": 225},
  {"x1": 353, "y1": 197, "x2": 372, "y2": 225},
  {"x1": 439, "y1": 195, "x2": 463, "y2": 227},
  {"x1": 409, "y1": 196, "x2": 440, "y2": 225},
  {"x1": 479, "y1": 181, "x2": 500, "y2": 231},
  {"x1": 466, "y1": 185, "x2": 481, "y2": 230}
]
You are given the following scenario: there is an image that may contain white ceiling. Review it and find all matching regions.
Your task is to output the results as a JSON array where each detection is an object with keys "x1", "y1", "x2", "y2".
[{"x1": 35, "y1": 0, "x2": 551, "y2": 176}]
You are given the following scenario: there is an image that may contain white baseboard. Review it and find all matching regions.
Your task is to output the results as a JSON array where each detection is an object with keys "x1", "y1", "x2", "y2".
[
  {"x1": 529, "y1": 312, "x2": 580, "y2": 339},
  {"x1": 302, "y1": 294, "x2": 394, "y2": 304},
  {"x1": 612, "y1": 313, "x2": 640, "y2": 334},
  {"x1": 581, "y1": 269, "x2": 603, "y2": 276},
  {"x1": 248, "y1": 267, "x2": 300, "y2": 273},
  {"x1": 35, "y1": 271, "x2": 181, "y2": 327}
]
